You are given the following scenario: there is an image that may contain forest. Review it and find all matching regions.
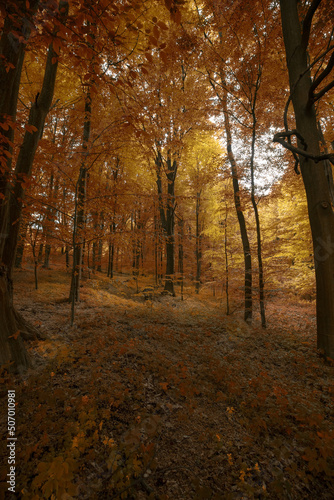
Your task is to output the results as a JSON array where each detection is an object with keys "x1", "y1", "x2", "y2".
[{"x1": 0, "y1": 0, "x2": 334, "y2": 498}]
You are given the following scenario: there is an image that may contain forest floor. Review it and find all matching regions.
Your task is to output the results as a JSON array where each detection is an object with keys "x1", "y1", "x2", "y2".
[{"x1": 1, "y1": 268, "x2": 334, "y2": 500}]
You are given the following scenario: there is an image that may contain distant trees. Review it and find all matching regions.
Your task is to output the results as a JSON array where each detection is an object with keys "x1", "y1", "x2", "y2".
[{"x1": 1, "y1": 0, "x2": 333, "y2": 372}]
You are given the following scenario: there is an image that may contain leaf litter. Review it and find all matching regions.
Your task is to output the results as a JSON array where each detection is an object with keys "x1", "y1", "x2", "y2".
[{"x1": 0, "y1": 269, "x2": 333, "y2": 499}]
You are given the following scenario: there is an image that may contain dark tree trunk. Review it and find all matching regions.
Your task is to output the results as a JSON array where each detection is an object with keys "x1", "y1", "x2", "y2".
[
  {"x1": 107, "y1": 221, "x2": 116, "y2": 279},
  {"x1": 250, "y1": 100, "x2": 266, "y2": 328},
  {"x1": 156, "y1": 152, "x2": 176, "y2": 296},
  {"x1": 221, "y1": 88, "x2": 252, "y2": 322},
  {"x1": 178, "y1": 217, "x2": 184, "y2": 301},
  {"x1": 0, "y1": 1, "x2": 68, "y2": 372},
  {"x1": 224, "y1": 208, "x2": 230, "y2": 315},
  {"x1": 195, "y1": 192, "x2": 202, "y2": 294},
  {"x1": 97, "y1": 237, "x2": 103, "y2": 272},
  {"x1": 15, "y1": 222, "x2": 27, "y2": 268},
  {"x1": 279, "y1": 0, "x2": 334, "y2": 357},
  {"x1": 0, "y1": 269, "x2": 32, "y2": 373},
  {"x1": 38, "y1": 243, "x2": 44, "y2": 263},
  {"x1": 70, "y1": 88, "x2": 91, "y2": 318},
  {"x1": 0, "y1": 1, "x2": 39, "y2": 242}
]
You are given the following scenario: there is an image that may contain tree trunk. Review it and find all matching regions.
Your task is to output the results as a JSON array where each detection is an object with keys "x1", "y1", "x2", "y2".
[
  {"x1": 178, "y1": 217, "x2": 184, "y2": 301},
  {"x1": 0, "y1": 1, "x2": 68, "y2": 372},
  {"x1": 224, "y1": 208, "x2": 230, "y2": 315},
  {"x1": 221, "y1": 87, "x2": 252, "y2": 322},
  {"x1": 97, "y1": 237, "x2": 103, "y2": 272},
  {"x1": 70, "y1": 88, "x2": 91, "y2": 320},
  {"x1": 0, "y1": 1, "x2": 40, "y2": 243},
  {"x1": 250, "y1": 106, "x2": 266, "y2": 328},
  {"x1": 15, "y1": 222, "x2": 28, "y2": 268},
  {"x1": 280, "y1": 0, "x2": 334, "y2": 357},
  {"x1": 107, "y1": 221, "x2": 116, "y2": 279},
  {"x1": 195, "y1": 191, "x2": 202, "y2": 294},
  {"x1": 156, "y1": 152, "x2": 176, "y2": 296},
  {"x1": 0, "y1": 268, "x2": 32, "y2": 373}
]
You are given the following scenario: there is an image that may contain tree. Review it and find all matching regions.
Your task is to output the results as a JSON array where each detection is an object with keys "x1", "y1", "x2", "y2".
[
  {"x1": 0, "y1": 1, "x2": 69, "y2": 372},
  {"x1": 277, "y1": 0, "x2": 334, "y2": 357},
  {"x1": 119, "y1": 23, "x2": 211, "y2": 295}
]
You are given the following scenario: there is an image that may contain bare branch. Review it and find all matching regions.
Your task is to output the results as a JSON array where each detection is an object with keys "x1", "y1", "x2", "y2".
[
  {"x1": 273, "y1": 130, "x2": 334, "y2": 165},
  {"x1": 309, "y1": 51, "x2": 334, "y2": 99},
  {"x1": 313, "y1": 78, "x2": 334, "y2": 102},
  {"x1": 301, "y1": 0, "x2": 322, "y2": 51}
]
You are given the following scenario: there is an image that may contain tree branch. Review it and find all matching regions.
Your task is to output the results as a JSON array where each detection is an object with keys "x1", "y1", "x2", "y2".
[
  {"x1": 273, "y1": 130, "x2": 334, "y2": 165},
  {"x1": 301, "y1": 0, "x2": 322, "y2": 51},
  {"x1": 309, "y1": 51, "x2": 334, "y2": 100},
  {"x1": 313, "y1": 78, "x2": 334, "y2": 103}
]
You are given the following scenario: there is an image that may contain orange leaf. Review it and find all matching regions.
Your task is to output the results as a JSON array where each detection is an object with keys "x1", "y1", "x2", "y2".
[
  {"x1": 8, "y1": 330, "x2": 20, "y2": 340},
  {"x1": 159, "y1": 382, "x2": 168, "y2": 392},
  {"x1": 25, "y1": 124, "x2": 38, "y2": 133},
  {"x1": 157, "y1": 21, "x2": 168, "y2": 30},
  {"x1": 145, "y1": 52, "x2": 153, "y2": 63}
]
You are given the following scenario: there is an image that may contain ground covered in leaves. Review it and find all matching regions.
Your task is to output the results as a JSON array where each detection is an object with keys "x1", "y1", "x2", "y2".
[{"x1": 1, "y1": 268, "x2": 334, "y2": 499}]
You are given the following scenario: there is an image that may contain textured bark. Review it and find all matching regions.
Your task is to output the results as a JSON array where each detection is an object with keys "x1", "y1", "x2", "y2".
[
  {"x1": 0, "y1": 1, "x2": 68, "y2": 372},
  {"x1": 280, "y1": 0, "x2": 334, "y2": 357},
  {"x1": 3, "y1": 35, "x2": 66, "y2": 270},
  {"x1": 0, "y1": 269, "x2": 32, "y2": 373},
  {"x1": 15, "y1": 222, "x2": 27, "y2": 268},
  {"x1": 0, "y1": 1, "x2": 40, "y2": 255}
]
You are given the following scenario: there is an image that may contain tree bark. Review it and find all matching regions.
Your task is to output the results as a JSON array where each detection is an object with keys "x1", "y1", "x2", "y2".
[
  {"x1": 155, "y1": 151, "x2": 176, "y2": 296},
  {"x1": 195, "y1": 191, "x2": 202, "y2": 294},
  {"x1": 223, "y1": 208, "x2": 230, "y2": 315},
  {"x1": 250, "y1": 102, "x2": 266, "y2": 328},
  {"x1": 69, "y1": 88, "x2": 91, "y2": 321},
  {"x1": 0, "y1": 1, "x2": 69, "y2": 372},
  {"x1": 221, "y1": 87, "x2": 252, "y2": 322},
  {"x1": 0, "y1": 0, "x2": 40, "y2": 255},
  {"x1": 15, "y1": 222, "x2": 28, "y2": 268},
  {"x1": 280, "y1": 0, "x2": 334, "y2": 357}
]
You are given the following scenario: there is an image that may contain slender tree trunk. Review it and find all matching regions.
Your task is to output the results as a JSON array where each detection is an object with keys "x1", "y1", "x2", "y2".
[
  {"x1": 97, "y1": 237, "x2": 103, "y2": 272},
  {"x1": 250, "y1": 106, "x2": 266, "y2": 328},
  {"x1": 70, "y1": 164, "x2": 88, "y2": 305},
  {"x1": 154, "y1": 213, "x2": 158, "y2": 285},
  {"x1": 178, "y1": 217, "x2": 184, "y2": 301},
  {"x1": 221, "y1": 87, "x2": 252, "y2": 321},
  {"x1": 107, "y1": 221, "x2": 116, "y2": 278},
  {"x1": 195, "y1": 191, "x2": 202, "y2": 294},
  {"x1": 224, "y1": 209, "x2": 230, "y2": 315},
  {"x1": 317, "y1": 121, "x2": 334, "y2": 207},
  {"x1": 38, "y1": 243, "x2": 44, "y2": 263},
  {"x1": 43, "y1": 173, "x2": 59, "y2": 269},
  {"x1": 280, "y1": 0, "x2": 334, "y2": 357},
  {"x1": 156, "y1": 152, "x2": 176, "y2": 296},
  {"x1": 69, "y1": 89, "x2": 91, "y2": 319},
  {"x1": 15, "y1": 222, "x2": 28, "y2": 268}
]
